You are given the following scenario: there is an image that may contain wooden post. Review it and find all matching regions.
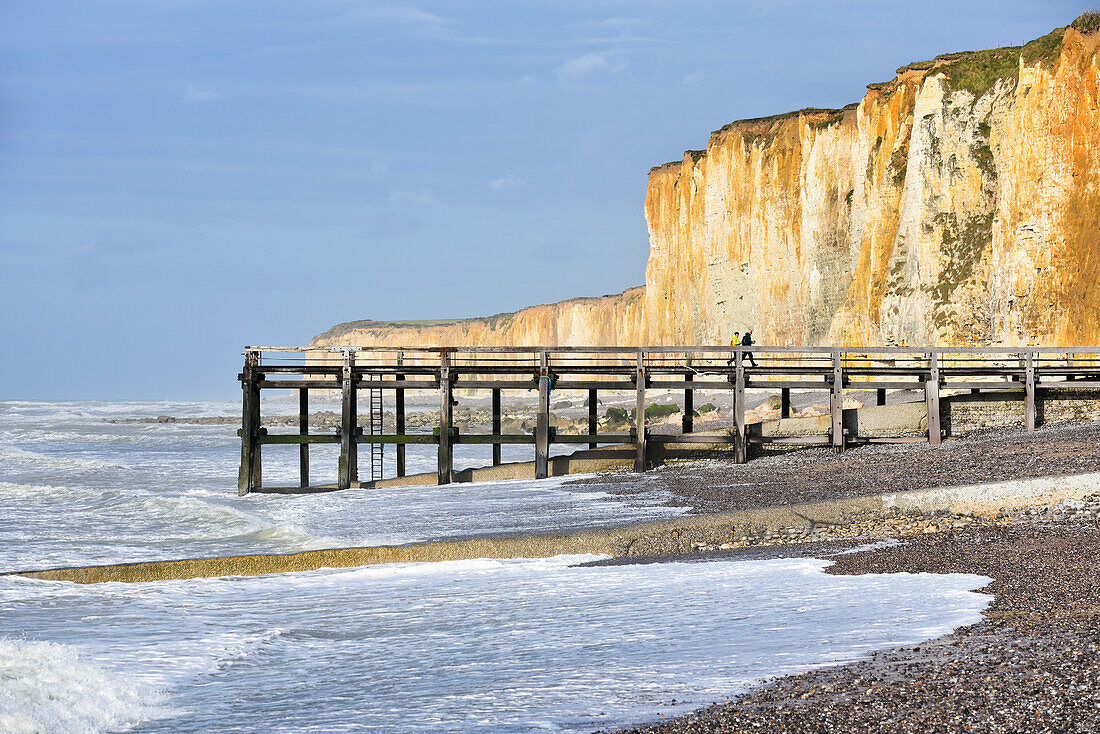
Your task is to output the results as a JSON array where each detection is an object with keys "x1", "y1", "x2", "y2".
[
  {"x1": 734, "y1": 351, "x2": 746, "y2": 463},
  {"x1": 830, "y1": 349, "x2": 845, "y2": 454},
  {"x1": 237, "y1": 351, "x2": 261, "y2": 496},
  {"x1": 925, "y1": 350, "x2": 942, "y2": 445},
  {"x1": 683, "y1": 356, "x2": 694, "y2": 434},
  {"x1": 1025, "y1": 350, "x2": 1036, "y2": 431},
  {"x1": 635, "y1": 349, "x2": 647, "y2": 472},
  {"x1": 492, "y1": 388, "x2": 502, "y2": 466},
  {"x1": 298, "y1": 387, "x2": 309, "y2": 488},
  {"x1": 876, "y1": 388, "x2": 886, "y2": 406},
  {"x1": 781, "y1": 387, "x2": 791, "y2": 418},
  {"x1": 438, "y1": 351, "x2": 453, "y2": 485},
  {"x1": 338, "y1": 350, "x2": 358, "y2": 489},
  {"x1": 588, "y1": 388, "x2": 598, "y2": 449},
  {"x1": 396, "y1": 353, "x2": 406, "y2": 478},
  {"x1": 535, "y1": 351, "x2": 550, "y2": 479}
]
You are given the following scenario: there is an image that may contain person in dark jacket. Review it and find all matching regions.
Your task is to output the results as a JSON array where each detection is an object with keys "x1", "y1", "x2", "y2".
[{"x1": 741, "y1": 329, "x2": 757, "y2": 367}]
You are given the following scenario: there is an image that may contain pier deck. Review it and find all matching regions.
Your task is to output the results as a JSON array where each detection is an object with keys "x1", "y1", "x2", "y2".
[{"x1": 237, "y1": 346, "x2": 1100, "y2": 495}]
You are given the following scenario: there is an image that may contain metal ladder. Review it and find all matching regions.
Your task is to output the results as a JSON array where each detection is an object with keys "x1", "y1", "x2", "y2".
[{"x1": 368, "y1": 385, "x2": 384, "y2": 481}]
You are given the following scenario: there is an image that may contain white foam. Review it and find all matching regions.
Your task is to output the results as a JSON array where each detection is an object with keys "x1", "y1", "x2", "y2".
[{"x1": 0, "y1": 638, "x2": 167, "y2": 734}]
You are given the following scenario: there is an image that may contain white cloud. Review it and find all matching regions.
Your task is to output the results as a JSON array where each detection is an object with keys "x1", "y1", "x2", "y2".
[
  {"x1": 486, "y1": 174, "x2": 528, "y2": 192},
  {"x1": 389, "y1": 187, "x2": 435, "y2": 206},
  {"x1": 340, "y1": 4, "x2": 450, "y2": 27},
  {"x1": 182, "y1": 84, "x2": 220, "y2": 103},
  {"x1": 555, "y1": 52, "x2": 628, "y2": 81}
]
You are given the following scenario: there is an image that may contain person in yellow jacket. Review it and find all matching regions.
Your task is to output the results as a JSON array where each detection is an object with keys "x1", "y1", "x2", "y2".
[{"x1": 726, "y1": 332, "x2": 741, "y2": 366}]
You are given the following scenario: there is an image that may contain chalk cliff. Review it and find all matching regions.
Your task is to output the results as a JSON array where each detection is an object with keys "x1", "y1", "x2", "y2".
[{"x1": 314, "y1": 16, "x2": 1100, "y2": 350}]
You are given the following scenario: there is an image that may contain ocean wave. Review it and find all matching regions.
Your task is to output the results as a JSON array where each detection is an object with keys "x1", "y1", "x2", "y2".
[
  {"x1": 0, "y1": 446, "x2": 128, "y2": 475},
  {"x1": 0, "y1": 638, "x2": 168, "y2": 734}
]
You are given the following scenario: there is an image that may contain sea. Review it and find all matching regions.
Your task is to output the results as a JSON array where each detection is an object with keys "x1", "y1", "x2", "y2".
[{"x1": 0, "y1": 399, "x2": 992, "y2": 733}]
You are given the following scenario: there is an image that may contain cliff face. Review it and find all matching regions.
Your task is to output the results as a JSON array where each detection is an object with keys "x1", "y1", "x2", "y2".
[{"x1": 315, "y1": 17, "x2": 1100, "y2": 350}]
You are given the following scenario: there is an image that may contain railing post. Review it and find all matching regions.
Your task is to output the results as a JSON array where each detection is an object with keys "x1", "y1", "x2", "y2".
[
  {"x1": 438, "y1": 351, "x2": 453, "y2": 485},
  {"x1": 1025, "y1": 350, "x2": 1036, "y2": 431},
  {"x1": 492, "y1": 387, "x2": 502, "y2": 466},
  {"x1": 237, "y1": 350, "x2": 261, "y2": 496},
  {"x1": 535, "y1": 351, "x2": 550, "y2": 479},
  {"x1": 298, "y1": 386, "x2": 309, "y2": 488},
  {"x1": 876, "y1": 388, "x2": 886, "y2": 406},
  {"x1": 635, "y1": 349, "x2": 647, "y2": 471},
  {"x1": 588, "y1": 388, "x2": 598, "y2": 449},
  {"x1": 683, "y1": 354, "x2": 694, "y2": 434},
  {"x1": 338, "y1": 350, "x2": 358, "y2": 489},
  {"x1": 925, "y1": 350, "x2": 942, "y2": 445},
  {"x1": 781, "y1": 387, "x2": 791, "y2": 418},
  {"x1": 734, "y1": 350, "x2": 746, "y2": 463},
  {"x1": 830, "y1": 349, "x2": 845, "y2": 454},
  {"x1": 396, "y1": 352, "x2": 406, "y2": 478}
]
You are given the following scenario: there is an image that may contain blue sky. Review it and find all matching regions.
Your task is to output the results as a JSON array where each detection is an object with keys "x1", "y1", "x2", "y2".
[{"x1": 0, "y1": 0, "x2": 1083, "y2": 399}]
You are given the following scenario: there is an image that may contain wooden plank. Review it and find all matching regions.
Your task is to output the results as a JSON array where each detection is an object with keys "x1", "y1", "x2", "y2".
[
  {"x1": 589, "y1": 388, "x2": 598, "y2": 449},
  {"x1": 734, "y1": 352, "x2": 746, "y2": 463},
  {"x1": 492, "y1": 388, "x2": 502, "y2": 466},
  {"x1": 926, "y1": 351, "x2": 942, "y2": 445},
  {"x1": 831, "y1": 349, "x2": 845, "y2": 454},
  {"x1": 454, "y1": 380, "x2": 539, "y2": 390},
  {"x1": 257, "y1": 380, "x2": 341, "y2": 390},
  {"x1": 259, "y1": 434, "x2": 341, "y2": 445},
  {"x1": 299, "y1": 387, "x2": 309, "y2": 488},
  {"x1": 781, "y1": 387, "x2": 791, "y2": 418},
  {"x1": 438, "y1": 351, "x2": 453, "y2": 485},
  {"x1": 553, "y1": 380, "x2": 635, "y2": 391},
  {"x1": 635, "y1": 350, "x2": 647, "y2": 472},
  {"x1": 683, "y1": 365, "x2": 694, "y2": 433},
  {"x1": 649, "y1": 433, "x2": 736, "y2": 444},
  {"x1": 356, "y1": 434, "x2": 438, "y2": 445},
  {"x1": 747, "y1": 435, "x2": 831, "y2": 445},
  {"x1": 338, "y1": 351, "x2": 358, "y2": 489},
  {"x1": 552, "y1": 433, "x2": 635, "y2": 444},
  {"x1": 396, "y1": 354, "x2": 406, "y2": 477},
  {"x1": 456, "y1": 434, "x2": 536, "y2": 445},
  {"x1": 1025, "y1": 351, "x2": 1037, "y2": 431},
  {"x1": 535, "y1": 351, "x2": 550, "y2": 479}
]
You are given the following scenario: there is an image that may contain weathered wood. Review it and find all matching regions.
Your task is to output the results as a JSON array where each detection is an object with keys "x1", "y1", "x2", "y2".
[
  {"x1": 588, "y1": 388, "x2": 599, "y2": 449},
  {"x1": 1025, "y1": 351, "x2": 1037, "y2": 431},
  {"x1": 535, "y1": 351, "x2": 550, "y2": 479},
  {"x1": 635, "y1": 350, "x2": 647, "y2": 472},
  {"x1": 438, "y1": 351, "x2": 453, "y2": 485},
  {"x1": 492, "y1": 388, "x2": 502, "y2": 466},
  {"x1": 876, "y1": 388, "x2": 886, "y2": 406},
  {"x1": 338, "y1": 351, "x2": 358, "y2": 489},
  {"x1": 457, "y1": 434, "x2": 536, "y2": 445},
  {"x1": 683, "y1": 364, "x2": 694, "y2": 433},
  {"x1": 395, "y1": 354, "x2": 406, "y2": 477},
  {"x1": 830, "y1": 349, "x2": 845, "y2": 454},
  {"x1": 258, "y1": 434, "x2": 340, "y2": 445},
  {"x1": 926, "y1": 351, "x2": 942, "y2": 445},
  {"x1": 734, "y1": 352, "x2": 746, "y2": 463},
  {"x1": 299, "y1": 387, "x2": 309, "y2": 488},
  {"x1": 781, "y1": 387, "x2": 791, "y2": 418},
  {"x1": 237, "y1": 353, "x2": 261, "y2": 496}
]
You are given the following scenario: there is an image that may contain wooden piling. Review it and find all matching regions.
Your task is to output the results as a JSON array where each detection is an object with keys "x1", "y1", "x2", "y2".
[
  {"x1": 438, "y1": 351, "x2": 453, "y2": 485},
  {"x1": 1025, "y1": 351, "x2": 1036, "y2": 431},
  {"x1": 876, "y1": 388, "x2": 886, "y2": 406},
  {"x1": 683, "y1": 357, "x2": 694, "y2": 433},
  {"x1": 338, "y1": 351, "x2": 358, "y2": 489},
  {"x1": 830, "y1": 349, "x2": 845, "y2": 454},
  {"x1": 492, "y1": 388, "x2": 502, "y2": 466},
  {"x1": 734, "y1": 351, "x2": 746, "y2": 463},
  {"x1": 925, "y1": 350, "x2": 942, "y2": 445},
  {"x1": 298, "y1": 387, "x2": 309, "y2": 488},
  {"x1": 535, "y1": 351, "x2": 550, "y2": 479},
  {"x1": 635, "y1": 350, "x2": 647, "y2": 472},
  {"x1": 237, "y1": 351, "x2": 261, "y2": 496},
  {"x1": 781, "y1": 387, "x2": 791, "y2": 418},
  {"x1": 588, "y1": 388, "x2": 598, "y2": 449},
  {"x1": 396, "y1": 353, "x2": 406, "y2": 478}
]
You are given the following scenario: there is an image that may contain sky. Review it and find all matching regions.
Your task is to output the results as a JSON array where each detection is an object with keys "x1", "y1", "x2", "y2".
[{"x1": 0, "y1": 0, "x2": 1085, "y2": 399}]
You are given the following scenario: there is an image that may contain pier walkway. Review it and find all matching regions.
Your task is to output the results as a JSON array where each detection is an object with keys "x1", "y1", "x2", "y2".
[{"x1": 237, "y1": 346, "x2": 1100, "y2": 495}]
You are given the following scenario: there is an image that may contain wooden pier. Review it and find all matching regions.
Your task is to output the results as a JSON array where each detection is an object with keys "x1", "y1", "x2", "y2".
[{"x1": 237, "y1": 346, "x2": 1100, "y2": 495}]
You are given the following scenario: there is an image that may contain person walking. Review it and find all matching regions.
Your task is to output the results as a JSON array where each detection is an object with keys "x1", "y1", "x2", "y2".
[
  {"x1": 741, "y1": 329, "x2": 757, "y2": 368},
  {"x1": 726, "y1": 332, "x2": 741, "y2": 367}
]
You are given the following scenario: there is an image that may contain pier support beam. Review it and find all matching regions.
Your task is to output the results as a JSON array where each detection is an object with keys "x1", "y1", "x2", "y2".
[
  {"x1": 635, "y1": 350, "x2": 647, "y2": 472},
  {"x1": 438, "y1": 351, "x2": 453, "y2": 485},
  {"x1": 298, "y1": 387, "x2": 309, "y2": 488},
  {"x1": 876, "y1": 388, "x2": 887, "y2": 406},
  {"x1": 830, "y1": 349, "x2": 845, "y2": 454},
  {"x1": 1025, "y1": 351, "x2": 1036, "y2": 432},
  {"x1": 492, "y1": 388, "x2": 502, "y2": 466},
  {"x1": 396, "y1": 353, "x2": 406, "y2": 478},
  {"x1": 237, "y1": 351, "x2": 261, "y2": 496},
  {"x1": 734, "y1": 352, "x2": 746, "y2": 463},
  {"x1": 536, "y1": 351, "x2": 550, "y2": 479},
  {"x1": 683, "y1": 359, "x2": 694, "y2": 434},
  {"x1": 925, "y1": 351, "x2": 942, "y2": 445},
  {"x1": 338, "y1": 351, "x2": 358, "y2": 489},
  {"x1": 781, "y1": 387, "x2": 791, "y2": 418},
  {"x1": 588, "y1": 388, "x2": 598, "y2": 449}
]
